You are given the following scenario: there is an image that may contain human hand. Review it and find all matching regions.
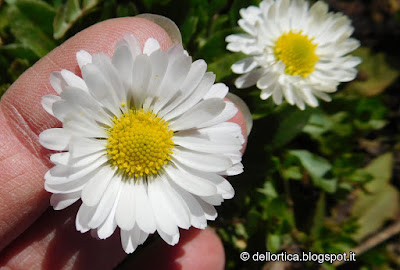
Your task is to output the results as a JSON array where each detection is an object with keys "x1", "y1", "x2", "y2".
[{"x1": 0, "y1": 16, "x2": 248, "y2": 269}]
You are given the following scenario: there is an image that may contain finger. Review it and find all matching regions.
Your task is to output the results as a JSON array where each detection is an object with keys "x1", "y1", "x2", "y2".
[
  {"x1": 0, "y1": 204, "x2": 225, "y2": 270},
  {"x1": 124, "y1": 228, "x2": 225, "y2": 270},
  {"x1": 0, "y1": 16, "x2": 173, "y2": 251},
  {"x1": 0, "y1": 205, "x2": 125, "y2": 270}
]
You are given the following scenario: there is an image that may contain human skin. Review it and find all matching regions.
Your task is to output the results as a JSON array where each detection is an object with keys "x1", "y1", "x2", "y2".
[{"x1": 0, "y1": 17, "x2": 247, "y2": 270}]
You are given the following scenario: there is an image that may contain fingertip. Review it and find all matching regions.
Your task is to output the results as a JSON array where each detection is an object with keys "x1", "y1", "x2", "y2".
[
  {"x1": 136, "y1": 14, "x2": 182, "y2": 45},
  {"x1": 175, "y1": 228, "x2": 225, "y2": 270},
  {"x1": 226, "y1": 93, "x2": 252, "y2": 152},
  {"x1": 126, "y1": 228, "x2": 225, "y2": 270}
]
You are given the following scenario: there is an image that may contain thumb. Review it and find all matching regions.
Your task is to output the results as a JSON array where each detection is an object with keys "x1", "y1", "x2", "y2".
[{"x1": 0, "y1": 16, "x2": 173, "y2": 252}]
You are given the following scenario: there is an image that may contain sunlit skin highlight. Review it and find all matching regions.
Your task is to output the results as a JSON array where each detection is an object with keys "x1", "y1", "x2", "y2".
[
  {"x1": 106, "y1": 107, "x2": 174, "y2": 178},
  {"x1": 274, "y1": 31, "x2": 319, "y2": 77}
]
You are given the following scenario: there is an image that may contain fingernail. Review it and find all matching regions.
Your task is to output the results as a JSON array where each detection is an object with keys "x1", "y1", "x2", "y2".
[
  {"x1": 226, "y1": 92, "x2": 253, "y2": 136},
  {"x1": 136, "y1": 14, "x2": 182, "y2": 45}
]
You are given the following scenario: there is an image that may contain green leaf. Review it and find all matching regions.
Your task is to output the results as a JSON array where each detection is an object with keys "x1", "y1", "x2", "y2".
[
  {"x1": 0, "y1": 43, "x2": 38, "y2": 61},
  {"x1": 266, "y1": 233, "x2": 281, "y2": 253},
  {"x1": 289, "y1": 150, "x2": 337, "y2": 193},
  {"x1": 289, "y1": 150, "x2": 331, "y2": 178},
  {"x1": 195, "y1": 29, "x2": 233, "y2": 63},
  {"x1": 354, "y1": 98, "x2": 387, "y2": 130},
  {"x1": 14, "y1": 0, "x2": 56, "y2": 36},
  {"x1": 7, "y1": 3, "x2": 57, "y2": 57},
  {"x1": 351, "y1": 153, "x2": 399, "y2": 241},
  {"x1": 210, "y1": 14, "x2": 229, "y2": 34},
  {"x1": 270, "y1": 106, "x2": 313, "y2": 149},
  {"x1": 282, "y1": 166, "x2": 303, "y2": 180},
  {"x1": 53, "y1": 0, "x2": 100, "y2": 39},
  {"x1": 310, "y1": 193, "x2": 326, "y2": 239},
  {"x1": 257, "y1": 180, "x2": 278, "y2": 199},
  {"x1": 180, "y1": 15, "x2": 199, "y2": 45},
  {"x1": 344, "y1": 47, "x2": 399, "y2": 97}
]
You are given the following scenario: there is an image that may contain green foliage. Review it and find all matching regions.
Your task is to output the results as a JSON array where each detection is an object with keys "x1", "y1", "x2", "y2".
[
  {"x1": 6, "y1": 0, "x2": 57, "y2": 57},
  {"x1": 53, "y1": 0, "x2": 101, "y2": 39},
  {"x1": 1, "y1": 0, "x2": 399, "y2": 269},
  {"x1": 350, "y1": 153, "x2": 399, "y2": 241},
  {"x1": 345, "y1": 47, "x2": 399, "y2": 97}
]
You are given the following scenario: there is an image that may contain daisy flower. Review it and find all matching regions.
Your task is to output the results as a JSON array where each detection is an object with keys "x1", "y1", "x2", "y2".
[
  {"x1": 39, "y1": 35, "x2": 244, "y2": 253},
  {"x1": 226, "y1": 0, "x2": 362, "y2": 110}
]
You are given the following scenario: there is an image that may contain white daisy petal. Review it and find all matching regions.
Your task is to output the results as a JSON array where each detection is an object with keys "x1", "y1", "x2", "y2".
[
  {"x1": 119, "y1": 34, "x2": 142, "y2": 58},
  {"x1": 141, "y1": 51, "x2": 169, "y2": 110},
  {"x1": 121, "y1": 229, "x2": 137, "y2": 254},
  {"x1": 116, "y1": 181, "x2": 136, "y2": 230},
  {"x1": 60, "y1": 69, "x2": 88, "y2": 92},
  {"x1": 138, "y1": 230, "x2": 149, "y2": 245},
  {"x1": 50, "y1": 191, "x2": 81, "y2": 210},
  {"x1": 152, "y1": 54, "x2": 192, "y2": 113},
  {"x1": 159, "y1": 175, "x2": 191, "y2": 229},
  {"x1": 162, "y1": 71, "x2": 215, "y2": 121},
  {"x1": 93, "y1": 54, "x2": 127, "y2": 104},
  {"x1": 222, "y1": 162, "x2": 244, "y2": 176},
  {"x1": 39, "y1": 128, "x2": 71, "y2": 151},
  {"x1": 45, "y1": 155, "x2": 108, "y2": 185},
  {"x1": 76, "y1": 203, "x2": 95, "y2": 233},
  {"x1": 112, "y1": 44, "x2": 134, "y2": 89},
  {"x1": 169, "y1": 98, "x2": 226, "y2": 130},
  {"x1": 69, "y1": 137, "x2": 106, "y2": 158},
  {"x1": 41, "y1": 95, "x2": 61, "y2": 115},
  {"x1": 200, "y1": 194, "x2": 224, "y2": 206},
  {"x1": 96, "y1": 190, "x2": 120, "y2": 239},
  {"x1": 169, "y1": 181, "x2": 207, "y2": 229},
  {"x1": 51, "y1": 151, "x2": 106, "y2": 168},
  {"x1": 40, "y1": 35, "x2": 243, "y2": 254},
  {"x1": 172, "y1": 147, "x2": 232, "y2": 172},
  {"x1": 88, "y1": 175, "x2": 122, "y2": 228},
  {"x1": 143, "y1": 38, "x2": 161, "y2": 55},
  {"x1": 81, "y1": 166, "x2": 116, "y2": 207},
  {"x1": 148, "y1": 177, "x2": 179, "y2": 236},
  {"x1": 130, "y1": 54, "x2": 152, "y2": 108},
  {"x1": 157, "y1": 228, "x2": 180, "y2": 246},
  {"x1": 195, "y1": 196, "x2": 218, "y2": 220},
  {"x1": 197, "y1": 101, "x2": 238, "y2": 128},
  {"x1": 49, "y1": 71, "x2": 66, "y2": 94},
  {"x1": 134, "y1": 181, "x2": 157, "y2": 234},
  {"x1": 45, "y1": 172, "x2": 87, "y2": 194},
  {"x1": 63, "y1": 112, "x2": 107, "y2": 138},
  {"x1": 203, "y1": 83, "x2": 229, "y2": 100},
  {"x1": 198, "y1": 122, "x2": 244, "y2": 144},
  {"x1": 173, "y1": 133, "x2": 242, "y2": 154},
  {"x1": 231, "y1": 57, "x2": 259, "y2": 74},
  {"x1": 61, "y1": 86, "x2": 112, "y2": 125},
  {"x1": 235, "y1": 69, "x2": 264, "y2": 89},
  {"x1": 81, "y1": 64, "x2": 121, "y2": 116},
  {"x1": 76, "y1": 50, "x2": 92, "y2": 69},
  {"x1": 164, "y1": 164, "x2": 217, "y2": 197}
]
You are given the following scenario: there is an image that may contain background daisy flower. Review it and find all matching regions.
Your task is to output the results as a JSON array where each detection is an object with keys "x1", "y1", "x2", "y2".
[
  {"x1": 226, "y1": 0, "x2": 362, "y2": 110},
  {"x1": 39, "y1": 35, "x2": 244, "y2": 253}
]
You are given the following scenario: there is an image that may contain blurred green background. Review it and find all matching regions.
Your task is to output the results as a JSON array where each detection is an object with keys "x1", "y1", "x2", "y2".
[{"x1": 1, "y1": 0, "x2": 400, "y2": 269}]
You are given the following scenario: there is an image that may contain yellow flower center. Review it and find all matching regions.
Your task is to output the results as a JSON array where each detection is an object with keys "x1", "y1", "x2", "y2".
[
  {"x1": 273, "y1": 31, "x2": 319, "y2": 77},
  {"x1": 106, "y1": 108, "x2": 174, "y2": 178}
]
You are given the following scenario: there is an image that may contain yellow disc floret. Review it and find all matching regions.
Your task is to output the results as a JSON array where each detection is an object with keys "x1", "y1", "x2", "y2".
[
  {"x1": 106, "y1": 108, "x2": 174, "y2": 177},
  {"x1": 274, "y1": 31, "x2": 319, "y2": 78}
]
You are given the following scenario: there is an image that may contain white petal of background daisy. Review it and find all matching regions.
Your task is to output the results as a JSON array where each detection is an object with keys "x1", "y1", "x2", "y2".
[
  {"x1": 226, "y1": 0, "x2": 362, "y2": 110},
  {"x1": 40, "y1": 34, "x2": 245, "y2": 254}
]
